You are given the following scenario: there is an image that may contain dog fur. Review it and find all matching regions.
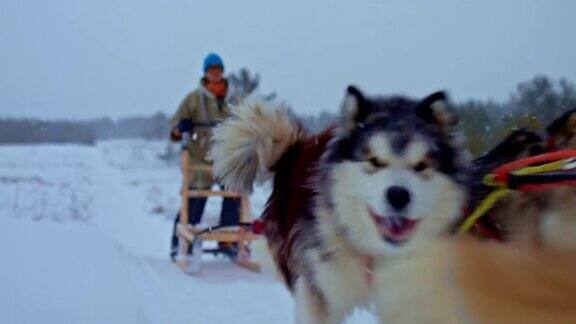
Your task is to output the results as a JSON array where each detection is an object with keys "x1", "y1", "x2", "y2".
[
  {"x1": 382, "y1": 109, "x2": 576, "y2": 323},
  {"x1": 377, "y1": 238, "x2": 576, "y2": 323},
  {"x1": 210, "y1": 87, "x2": 470, "y2": 323}
]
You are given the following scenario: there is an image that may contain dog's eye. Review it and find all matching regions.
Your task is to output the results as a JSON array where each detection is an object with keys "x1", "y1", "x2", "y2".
[
  {"x1": 369, "y1": 157, "x2": 388, "y2": 169},
  {"x1": 413, "y1": 160, "x2": 430, "y2": 173}
]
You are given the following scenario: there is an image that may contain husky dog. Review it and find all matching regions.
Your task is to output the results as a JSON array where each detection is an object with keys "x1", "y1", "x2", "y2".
[
  {"x1": 470, "y1": 109, "x2": 576, "y2": 249},
  {"x1": 210, "y1": 86, "x2": 470, "y2": 323},
  {"x1": 538, "y1": 109, "x2": 576, "y2": 248},
  {"x1": 378, "y1": 110, "x2": 576, "y2": 323},
  {"x1": 466, "y1": 128, "x2": 544, "y2": 241}
]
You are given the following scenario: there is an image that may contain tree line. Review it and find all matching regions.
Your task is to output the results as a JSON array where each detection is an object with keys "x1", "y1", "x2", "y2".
[
  {"x1": 1, "y1": 72, "x2": 574, "y2": 157},
  {"x1": 0, "y1": 68, "x2": 262, "y2": 146},
  {"x1": 458, "y1": 75, "x2": 576, "y2": 156},
  {"x1": 0, "y1": 112, "x2": 169, "y2": 145},
  {"x1": 298, "y1": 75, "x2": 576, "y2": 157}
]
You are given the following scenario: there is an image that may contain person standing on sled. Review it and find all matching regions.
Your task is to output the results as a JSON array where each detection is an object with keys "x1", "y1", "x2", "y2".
[{"x1": 169, "y1": 53, "x2": 240, "y2": 261}]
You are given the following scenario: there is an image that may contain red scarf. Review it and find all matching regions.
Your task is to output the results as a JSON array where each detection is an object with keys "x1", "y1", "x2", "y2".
[{"x1": 205, "y1": 81, "x2": 227, "y2": 99}]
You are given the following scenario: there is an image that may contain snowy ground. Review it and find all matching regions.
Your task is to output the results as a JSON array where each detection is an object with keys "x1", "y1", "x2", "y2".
[{"x1": 0, "y1": 140, "x2": 374, "y2": 324}]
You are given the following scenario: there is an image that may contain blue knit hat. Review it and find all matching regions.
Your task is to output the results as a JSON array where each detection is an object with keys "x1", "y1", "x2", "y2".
[{"x1": 203, "y1": 53, "x2": 224, "y2": 72}]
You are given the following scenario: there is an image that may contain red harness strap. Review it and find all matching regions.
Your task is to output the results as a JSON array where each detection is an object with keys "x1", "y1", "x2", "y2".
[
  {"x1": 251, "y1": 219, "x2": 265, "y2": 234},
  {"x1": 465, "y1": 149, "x2": 576, "y2": 240},
  {"x1": 492, "y1": 149, "x2": 576, "y2": 185}
]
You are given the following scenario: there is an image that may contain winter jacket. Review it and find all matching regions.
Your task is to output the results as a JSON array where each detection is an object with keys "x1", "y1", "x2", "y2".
[{"x1": 170, "y1": 79, "x2": 233, "y2": 188}]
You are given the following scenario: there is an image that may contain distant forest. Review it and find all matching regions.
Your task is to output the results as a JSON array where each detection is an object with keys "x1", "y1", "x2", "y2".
[
  {"x1": 0, "y1": 68, "x2": 263, "y2": 146},
  {"x1": 0, "y1": 113, "x2": 169, "y2": 145},
  {"x1": 300, "y1": 75, "x2": 576, "y2": 156},
  {"x1": 1, "y1": 72, "x2": 575, "y2": 158},
  {"x1": 0, "y1": 109, "x2": 334, "y2": 146}
]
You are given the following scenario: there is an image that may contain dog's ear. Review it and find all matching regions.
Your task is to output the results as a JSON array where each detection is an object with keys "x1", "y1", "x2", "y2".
[
  {"x1": 546, "y1": 108, "x2": 576, "y2": 149},
  {"x1": 484, "y1": 128, "x2": 543, "y2": 160},
  {"x1": 415, "y1": 91, "x2": 457, "y2": 133},
  {"x1": 340, "y1": 85, "x2": 371, "y2": 131}
]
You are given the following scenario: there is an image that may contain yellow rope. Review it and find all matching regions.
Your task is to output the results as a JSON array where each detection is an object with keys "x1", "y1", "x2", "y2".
[
  {"x1": 457, "y1": 157, "x2": 576, "y2": 236},
  {"x1": 512, "y1": 159, "x2": 568, "y2": 176},
  {"x1": 458, "y1": 158, "x2": 575, "y2": 236},
  {"x1": 457, "y1": 188, "x2": 510, "y2": 235},
  {"x1": 482, "y1": 174, "x2": 501, "y2": 187}
]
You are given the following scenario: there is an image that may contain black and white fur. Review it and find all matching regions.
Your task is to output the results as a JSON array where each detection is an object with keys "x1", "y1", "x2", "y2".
[{"x1": 210, "y1": 86, "x2": 470, "y2": 323}]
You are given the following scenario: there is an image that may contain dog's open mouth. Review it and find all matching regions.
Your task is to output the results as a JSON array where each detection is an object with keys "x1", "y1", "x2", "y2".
[{"x1": 369, "y1": 209, "x2": 419, "y2": 245}]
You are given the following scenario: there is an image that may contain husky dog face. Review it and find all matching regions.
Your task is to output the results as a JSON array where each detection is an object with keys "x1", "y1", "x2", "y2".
[{"x1": 319, "y1": 86, "x2": 469, "y2": 255}]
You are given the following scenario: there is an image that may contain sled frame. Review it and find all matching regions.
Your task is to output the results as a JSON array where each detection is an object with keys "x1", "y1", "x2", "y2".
[{"x1": 175, "y1": 151, "x2": 261, "y2": 273}]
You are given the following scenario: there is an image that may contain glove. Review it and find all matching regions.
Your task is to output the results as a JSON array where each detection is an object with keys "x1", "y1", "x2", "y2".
[
  {"x1": 170, "y1": 129, "x2": 182, "y2": 142},
  {"x1": 177, "y1": 119, "x2": 193, "y2": 133}
]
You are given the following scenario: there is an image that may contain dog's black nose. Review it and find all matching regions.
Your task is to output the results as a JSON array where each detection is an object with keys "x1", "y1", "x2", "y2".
[{"x1": 386, "y1": 186, "x2": 411, "y2": 211}]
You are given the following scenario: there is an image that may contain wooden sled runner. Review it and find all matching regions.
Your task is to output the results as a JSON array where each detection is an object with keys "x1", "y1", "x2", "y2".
[{"x1": 175, "y1": 151, "x2": 262, "y2": 273}]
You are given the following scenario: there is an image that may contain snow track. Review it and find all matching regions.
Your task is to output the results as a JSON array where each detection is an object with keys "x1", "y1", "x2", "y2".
[{"x1": 0, "y1": 140, "x2": 373, "y2": 323}]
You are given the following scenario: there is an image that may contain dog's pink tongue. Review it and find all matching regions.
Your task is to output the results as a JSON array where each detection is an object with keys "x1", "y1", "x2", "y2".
[{"x1": 381, "y1": 216, "x2": 417, "y2": 238}]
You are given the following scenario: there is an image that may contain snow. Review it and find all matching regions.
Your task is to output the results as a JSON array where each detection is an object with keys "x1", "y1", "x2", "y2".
[{"x1": 0, "y1": 140, "x2": 375, "y2": 323}]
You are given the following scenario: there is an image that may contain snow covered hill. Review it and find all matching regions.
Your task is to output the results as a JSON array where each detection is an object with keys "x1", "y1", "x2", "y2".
[{"x1": 0, "y1": 140, "x2": 374, "y2": 323}]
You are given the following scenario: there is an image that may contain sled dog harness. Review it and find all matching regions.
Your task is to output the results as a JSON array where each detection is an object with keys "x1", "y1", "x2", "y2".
[{"x1": 458, "y1": 149, "x2": 576, "y2": 235}]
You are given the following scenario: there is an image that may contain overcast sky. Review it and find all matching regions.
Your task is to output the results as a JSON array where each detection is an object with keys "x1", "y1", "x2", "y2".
[{"x1": 1, "y1": 0, "x2": 575, "y2": 119}]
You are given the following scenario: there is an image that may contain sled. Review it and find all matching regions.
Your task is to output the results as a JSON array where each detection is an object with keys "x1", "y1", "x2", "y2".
[{"x1": 175, "y1": 151, "x2": 262, "y2": 273}]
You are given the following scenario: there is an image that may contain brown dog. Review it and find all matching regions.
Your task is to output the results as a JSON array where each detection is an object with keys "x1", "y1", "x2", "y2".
[{"x1": 471, "y1": 109, "x2": 576, "y2": 249}]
